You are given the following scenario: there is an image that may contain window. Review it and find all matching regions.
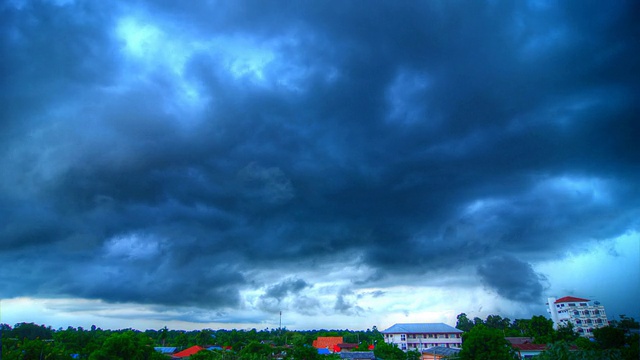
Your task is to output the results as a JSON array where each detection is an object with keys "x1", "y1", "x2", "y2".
[
  {"x1": 574, "y1": 311, "x2": 580, "y2": 315},
  {"x1": 423, "y1": 334, "x2": 427, "y2": 339},
  {"x1": 594, "y1": 310, "x2": 600, "y2": 315},
  {"x1": 580, "y1": 303, "x2": 587, "y2": 306},
  {"x1": 401, "y1": 344, "x2": 406, "y2": 350},
  {"x1": 569, "y1": 303, "x2": 576, "y2": 306},
  {"x1": 576, "y1": 320, "x2": 582, "y2": 324},
  {"x1": 400, "y1": 334, "x2": 406, "y2": 341}
]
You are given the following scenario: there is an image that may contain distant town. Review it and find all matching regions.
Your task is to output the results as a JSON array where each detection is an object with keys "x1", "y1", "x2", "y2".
[{"x1": 1, "y1": 295, "x2": 638, "y2": 359}]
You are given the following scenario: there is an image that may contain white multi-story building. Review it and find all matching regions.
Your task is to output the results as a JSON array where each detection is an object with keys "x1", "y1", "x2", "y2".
[
  {"x1": 546, "y1": 296, "x2": 609, "y2": 337},
  {"x1": 381, "y1": 323, "x2": 463, "y2": 351}
]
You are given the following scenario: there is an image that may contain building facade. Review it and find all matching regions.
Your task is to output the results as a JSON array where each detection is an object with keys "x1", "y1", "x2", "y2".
[
  {"x1": 381, "y1": 323, "x2": 463, "y2": 351},
  {"x1": 546, "y1": 296, "x2": 609, "y2": 337}
]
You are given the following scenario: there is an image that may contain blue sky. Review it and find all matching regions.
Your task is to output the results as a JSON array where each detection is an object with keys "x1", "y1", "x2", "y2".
[{"x1": 1, "y1": 0, "x2": 638, "y2": 331}]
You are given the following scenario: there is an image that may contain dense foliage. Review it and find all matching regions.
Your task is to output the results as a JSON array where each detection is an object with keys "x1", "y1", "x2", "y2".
[
  {"x1": 0, "y1": 323, "x2": 384, "y2": 360},
  {"x1": 458, "y1": 324, "x2": 518, "y2": 360},
  {"x1": 1, "y1": 314, "x2": 637, "y2": 360},
  {"x1": 456, "y1": 313, "x2": 639, "y2": 360}
]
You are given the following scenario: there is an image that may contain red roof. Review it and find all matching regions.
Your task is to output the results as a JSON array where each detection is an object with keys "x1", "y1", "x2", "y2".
[
  {"x1": 512, "y1": 344, "x2": 547, "y2": 351},
  {"x1": 313, "y1": 337, "x2": 343, "y2": 350},
  {"x1": 555, "y1": 296, "x2": 590, "y2": 303},
  {"x1": 172, "y1": 346, "x2": 206, "y2": 358}
]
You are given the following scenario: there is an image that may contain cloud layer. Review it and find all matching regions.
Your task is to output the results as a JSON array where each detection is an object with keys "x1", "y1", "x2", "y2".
[{"x1": 1, "y1": 0, "x2": 638, "y2": 327}]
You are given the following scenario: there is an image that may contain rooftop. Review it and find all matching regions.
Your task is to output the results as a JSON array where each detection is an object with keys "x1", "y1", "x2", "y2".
[
  {"x1": 555, "y1": 296, "x2": 590, "y2": 303},
  {"x1": 422, "y1": 346, "x2": 461, "y2": 356},
  {"x1": 171, "y1": 345, "x2": 205, "y2": 358},
  {"x1": 512, "y1": 344, "x2": 548, "y2": 351},
  {"x1": 505, "y1": 337, "x2": 534, "y2": 345},
  {"x1": 339, "y1": 351, "x2": 376, "y2": 360},
  {"x1": 381, "y1": 323, "x2": 462, "y2": 334},
  {"x1": 313, "y1": 336, "x2": 344, "y2": 349}
]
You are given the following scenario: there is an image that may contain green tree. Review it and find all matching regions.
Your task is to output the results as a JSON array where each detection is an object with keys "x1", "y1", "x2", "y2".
[
  {"x1": 593, "y1": 326, "x2": 625, "y2": 349},
  {"x1": 459, "y1": 325, "x2": 518, "y2": 360},
  {"x1": 290, "y1": 345, "x2": 318, "y2": 360},
  {"x1": 473, "y1": 317, "x2": 484, "y2": 327},
  {"x1": 190, "y1": 350, "x2": 223, "y2": 360},
  {"x1": 535, "y1": 342, "x2": 575, "y2": 360},
  {"x1": 158, "y1": 326, "x2": 169, "y2": 346},
  {"x1": 12, "y1": 322, "x2": 54, "y2": 341},
  {"x1": 406, "y1": 349, "x2": 420, "y2": 360},
  {"x1": 197, "y1": 329, "x2": 214, "y2": 346},
  {"x1": 610, "y1": 315, "x2": 640, "y2": 333},
  {"x1": 239, "y1": 340, "x2": 273, "y2": 359},
  {"x1": 485, "y1": 315, "x2": 509, "y2": 330},
  {"x1": 621, "y1": 333, "x2": 639, "y2": 360},
  {"x1": 373, "y1": 341, "x2": 405, "y2": 360},
  {"x1": 5, "y1": 338, "x2": 68, "y2": 360},
  {"x1": 455, "y1": 313, "x2": 474, "y2": 332},
  {"x1": 175, "y1": 332, "x2": 189, "y2": 348},
  {"x1": 554, "y1": 323, "x2": 579, "y2": 342},
  {"x1": 88, "y1": 331, "x2": 165, "y2": 360},
  {"x1": 526, "y1": 315, "x2": 554, "y2": 344}
]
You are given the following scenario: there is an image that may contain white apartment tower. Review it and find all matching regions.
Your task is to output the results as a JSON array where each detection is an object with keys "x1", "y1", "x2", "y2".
[{"x1": 546, "y1": 296, "x2": 609, "y2": 337}]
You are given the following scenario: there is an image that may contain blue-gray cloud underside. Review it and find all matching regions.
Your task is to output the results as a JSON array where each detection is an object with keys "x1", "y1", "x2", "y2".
[{"x1": 1, "y1": 0, "x2": 638, "y2": 315}]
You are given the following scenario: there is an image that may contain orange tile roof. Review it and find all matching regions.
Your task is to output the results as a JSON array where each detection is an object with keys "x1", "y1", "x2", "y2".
[
  {"x1": 172, "y1": 345, "x2": 205, "y2": 358},
  {"x1": 313, "y1": 337, "x2": 343, "y2": 349}
]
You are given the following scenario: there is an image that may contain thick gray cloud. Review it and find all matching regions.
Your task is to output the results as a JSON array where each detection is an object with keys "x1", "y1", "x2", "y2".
[
  {"x1": 1, "y1": 0, "x2": 638, "y2": 325},
  {"x1": 477, "y1": 255, "x2": 548, "y2": 302},
  {"x1": 257, "y1": 278, "x2": 311, "y2": 313}
]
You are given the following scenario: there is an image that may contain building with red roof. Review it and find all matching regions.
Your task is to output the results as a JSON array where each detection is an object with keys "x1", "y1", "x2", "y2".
[
  {"x1": 313, "y1": 337, "x2": 343, "y2": 353},
  {"x1": 555, "y1": 296, "x2": 590, "y2": 303},
  {"x1": 171, "y1": 345, "x2": 206, "y2": 358},
  {"x1": 546, "y1": 296, "x2": 609, "y2": 337}
]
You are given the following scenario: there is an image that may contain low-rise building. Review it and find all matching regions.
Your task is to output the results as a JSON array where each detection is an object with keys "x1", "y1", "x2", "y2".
[
  {"x1": 313, "y1": 336, "x2": 344, "y2": 353},
  {"x1": 381, "y1": 323, "x2": 463, "y2": 351}
]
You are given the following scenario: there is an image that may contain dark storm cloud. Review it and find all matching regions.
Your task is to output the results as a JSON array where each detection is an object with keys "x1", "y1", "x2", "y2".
[
  {"x1": 257, "y1": 278, "x2": 311, "y2": 313},
  {"x1": 477, "y1": 255, "x2": 548, "y2": 302},
  {"x1": 263, "y1": 279, "x2": 310, "y2": 301},
  {"x1": 1, "y1": 0, "x2": 639, "y2": 318}
]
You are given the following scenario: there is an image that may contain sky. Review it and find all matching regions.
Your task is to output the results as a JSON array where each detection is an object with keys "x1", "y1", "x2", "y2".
[{"x1": 1, "y1": 0, "x2": 639, "y2": 332}]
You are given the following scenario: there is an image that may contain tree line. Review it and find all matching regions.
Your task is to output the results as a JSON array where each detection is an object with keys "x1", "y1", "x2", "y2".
[
  {"x1": 0, "y1": 314, "x2": 637, "y2": 360},
  {"x1": 455, "y1": 313, "x2": 639, "y2": 360},
  {"x1": 0, "y1": 323, "x2": 385, "y2": 360}
]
